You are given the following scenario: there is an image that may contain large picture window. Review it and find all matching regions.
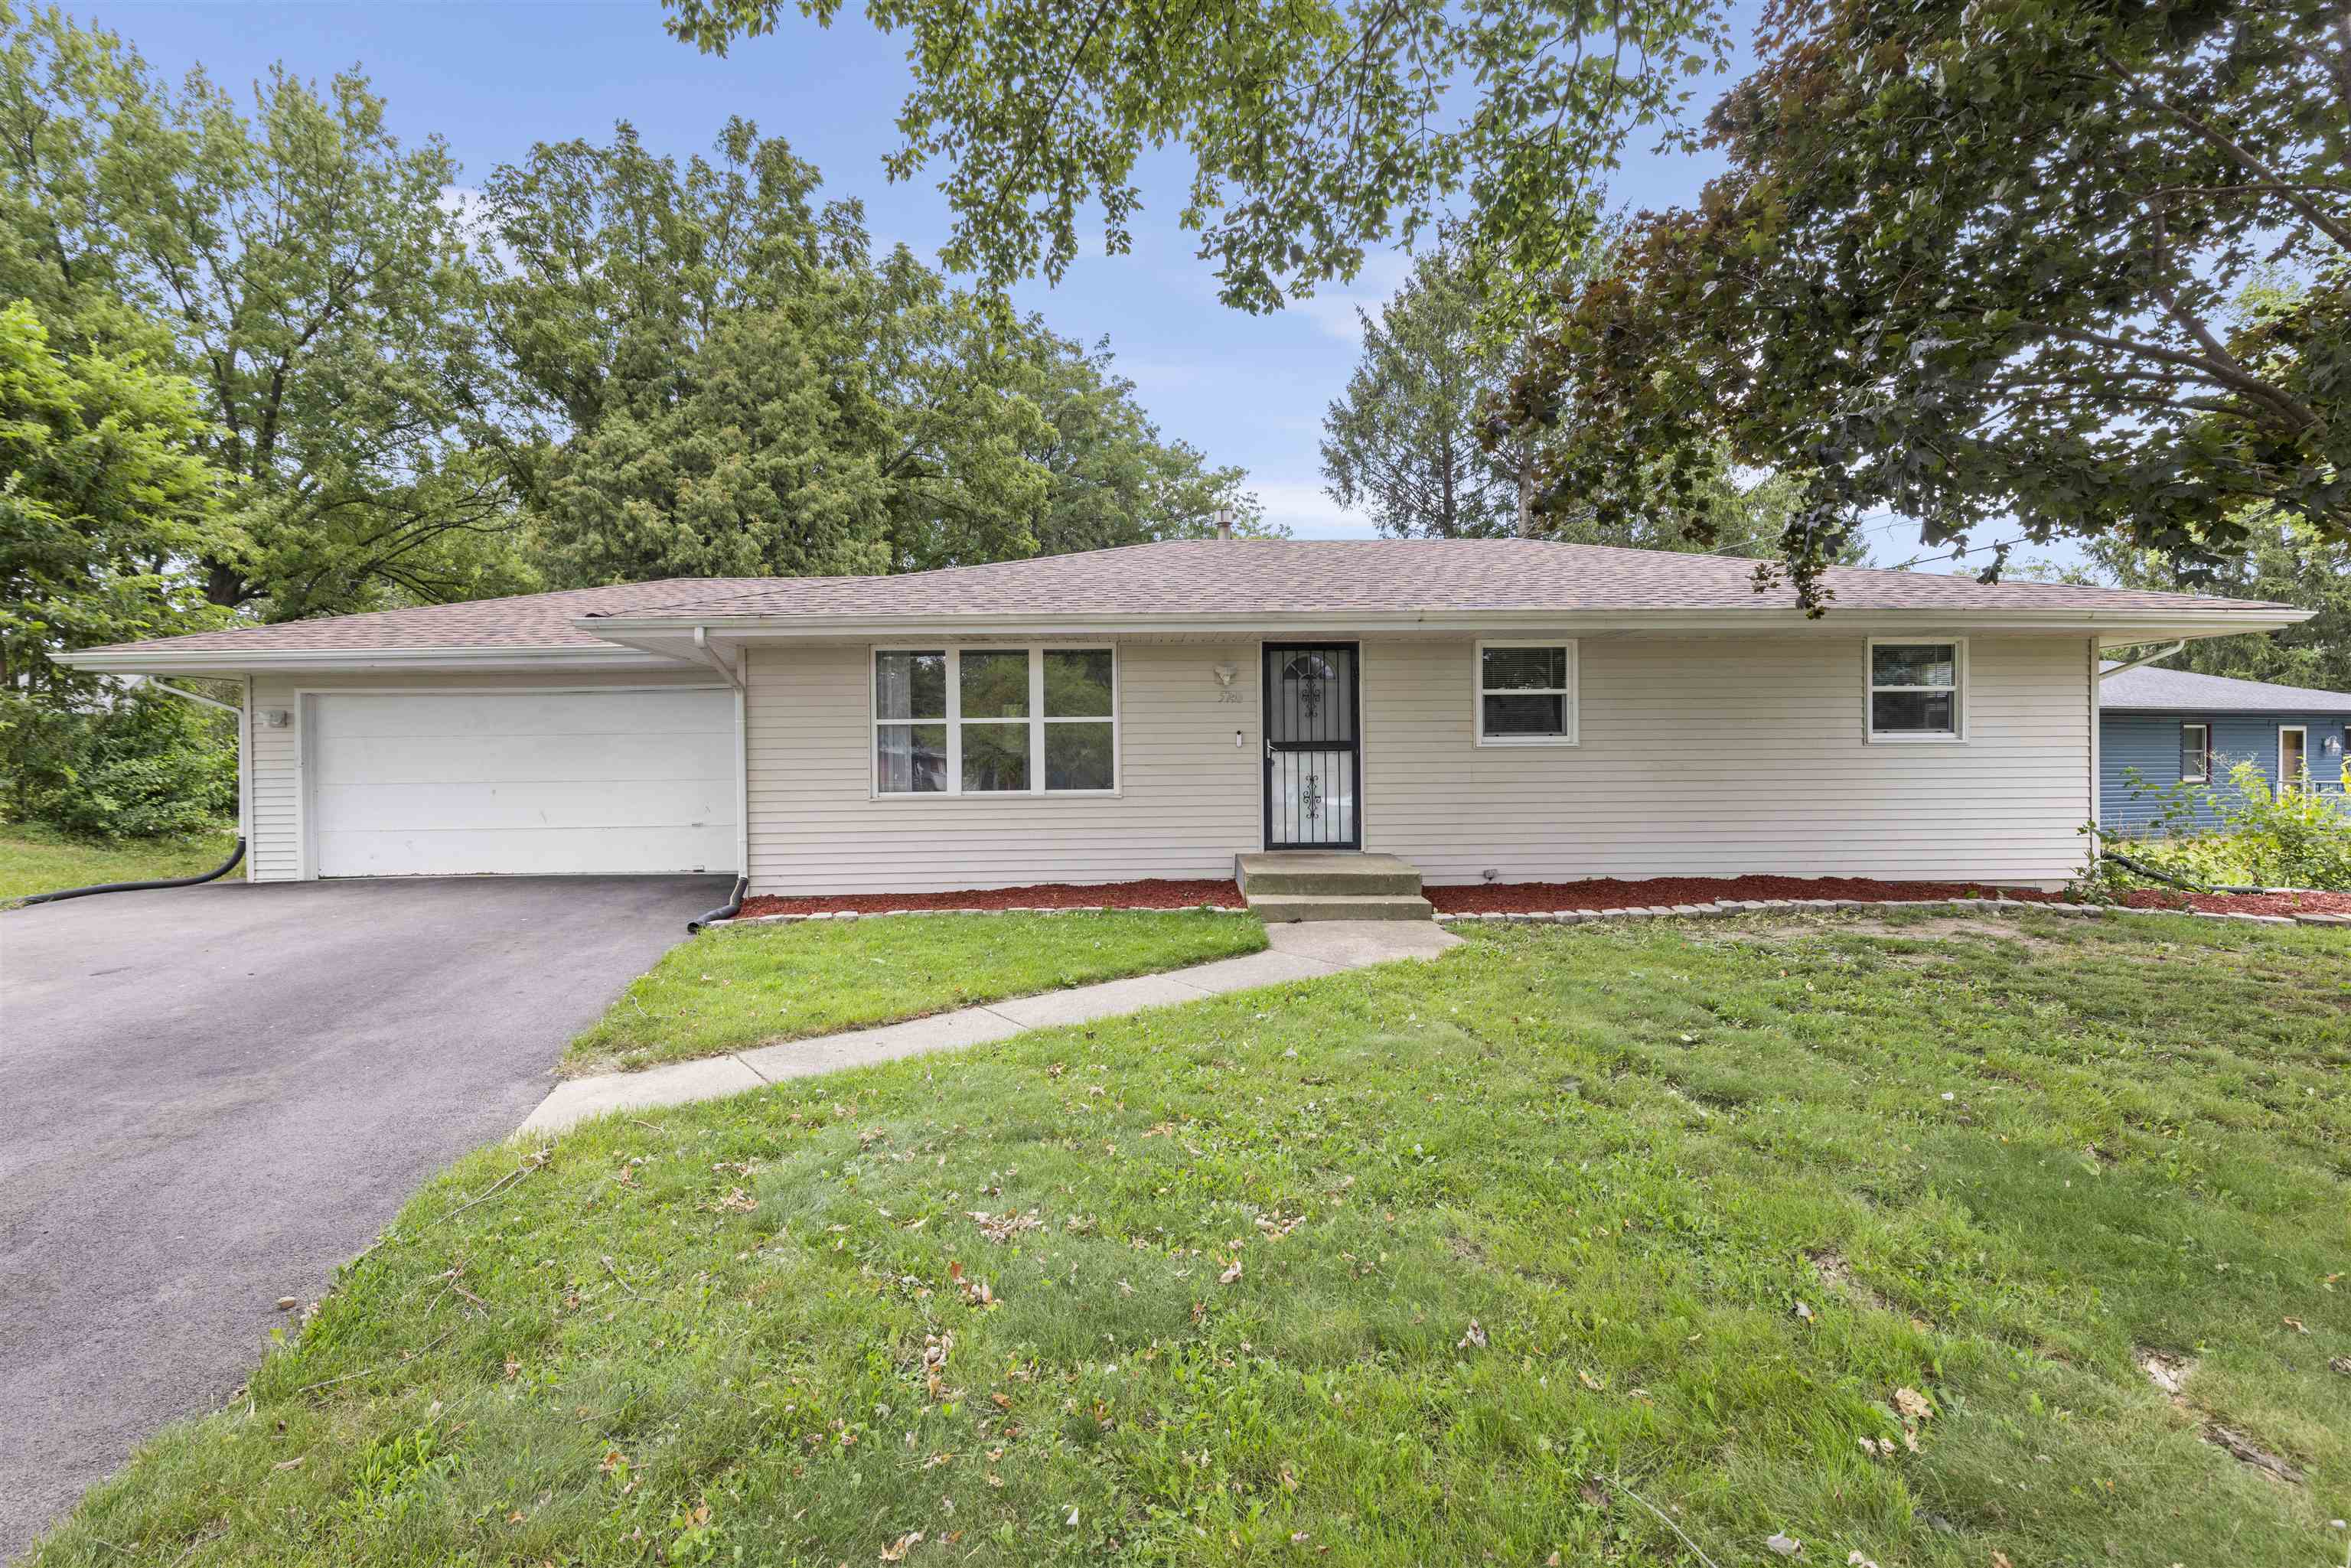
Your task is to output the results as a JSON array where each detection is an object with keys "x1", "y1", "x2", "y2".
[
  {"x1": 1475, "y1": 641, "x2": 1578, "y2": 745},
  {"x1": 1867, "y1": 640, "x2": 1965, "y2": 741},
  {"x1": 874, "y1": 647, "x2": 1117, "y2": 795}
]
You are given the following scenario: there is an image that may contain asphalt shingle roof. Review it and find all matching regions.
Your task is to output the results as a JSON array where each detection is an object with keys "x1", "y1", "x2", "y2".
[
  {"x1": 595, "y1": 540, "x2": 2291, "y2": 621},
  {"x1": 80, "y1": 540, "x2": 2295, "y2": 658},
  {"x1": 2099, "y1": 662, "x2": 2351, "y2": 713},
  {"x1": 78, "y1": 579, "x2": 801, "y2": 654}
]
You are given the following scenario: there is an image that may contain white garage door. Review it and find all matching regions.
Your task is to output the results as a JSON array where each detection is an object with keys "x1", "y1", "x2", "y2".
[{"x1": 308, "y1": 689, "x2": 738, "y2": 878}]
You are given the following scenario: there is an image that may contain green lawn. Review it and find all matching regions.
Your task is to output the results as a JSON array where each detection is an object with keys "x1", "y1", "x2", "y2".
[
  {"x1": 31, "y1": 909, "x2": 2350, "y2": 1568},
  {"x1": 562, "y1": 911, "x2": 1269, "y2": 1076},
  {"x1": 0, "y1": 823, "x2": 240, "y2": 903}
]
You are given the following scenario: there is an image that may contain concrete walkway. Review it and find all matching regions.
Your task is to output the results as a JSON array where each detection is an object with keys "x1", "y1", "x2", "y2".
[{"x1": 516, "y1": 920, "x2": 1461, "y2": 1139}]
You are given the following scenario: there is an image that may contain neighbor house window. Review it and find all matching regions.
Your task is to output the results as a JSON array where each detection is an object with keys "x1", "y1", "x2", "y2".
[
  {"x1": 1475, "y1": 641, "x2": 1578, "y2": 745},
  {"x1": 2279, "y1": 725, "x2": 2308, "y2": 791},
  {"x1": 1867, "y1": 640, "x2": 1964, "y2": 740},
  {"x1": 2179, "y1": 722, "x2": 2210, "y2": 784},
  {"x1": 874, "y1": 647, "x2": 1117, "y2": 795}
]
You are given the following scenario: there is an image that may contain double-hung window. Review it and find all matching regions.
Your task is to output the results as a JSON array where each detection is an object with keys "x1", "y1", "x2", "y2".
[
  {"x1": 1475, "y1": 641, "x2": 1578, "y2": 745},
  {"x1": 873, "y1": 647, "x2": 1117, "y2": 795},
  {"x1": 2179, "y1": 722, "x2": 2210, "y2": 784},
  {"x1": 1867, "y1": 640, "x2": 1964, "y2": 740}
]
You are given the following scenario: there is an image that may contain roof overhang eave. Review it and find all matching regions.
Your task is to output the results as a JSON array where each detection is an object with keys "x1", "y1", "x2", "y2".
[
  {"x1": 53, "y1": 644, "x2": 696, "y2": 677},
  {"x1": 577, "y1": 606, "x2": 2314, "y2": 641}
]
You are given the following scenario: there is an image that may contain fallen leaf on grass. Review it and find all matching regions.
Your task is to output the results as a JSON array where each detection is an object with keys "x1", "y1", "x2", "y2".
[
  {"x1": 879, "y1": 1531, "x2": 924, "y2": 1561},
  {"x1": 1218, "y1": 1257, "x2": 1243, "y2": 1286},
  {"x1": 1766, "y1": 1532, "x2": 1802, "y2": 1556},
  {"x1": 1456, "y1": 1319, "x2": 1487, "y2": 1351},
  {"x1": 1893, "y1": 1387, "x2": 1933, "y2": 1420}
]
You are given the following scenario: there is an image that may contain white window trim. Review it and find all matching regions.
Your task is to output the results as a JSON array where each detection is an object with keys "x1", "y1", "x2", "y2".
[
  {"x1": 2278, "y1": 724, "x2": 2308, "y2": 788},
  {"x1": 1473, "y1": 638, "x2": 1580, "y2": 747},
  {"x1": 871, "y1": 644, "x2": 1120, "y2": 799},
  {"x1": 2180, "y1": 722, "x2": 2209, "y2": 784},
  {"x1": 1864, "y1": 637, "x2": 1968, "y2": 743}
]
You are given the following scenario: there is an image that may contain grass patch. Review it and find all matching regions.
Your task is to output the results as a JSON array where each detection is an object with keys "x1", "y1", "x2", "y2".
[
  {"x1": 561, "y1": 911, "x2": 1269, "y2": 1076},
  {"x1": 31, "y1": 909, "x2": 2350, "y2": 1567},
  {"x1": 0, "y1": 823, "x2": 239, "y2": 904}
]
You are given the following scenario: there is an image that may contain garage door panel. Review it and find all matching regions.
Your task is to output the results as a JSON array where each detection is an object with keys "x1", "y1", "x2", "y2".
[
  {"x1": 316, "y1": 824, "x2": 737, "y2": 878},
  {"x1": 308, "y1": 689, "x2": 739, "y2": 878},
  {"x1": 309, "y1": 689, "x2": 734, "y2": 741},
  {"x1": 312, "y1": 778, "x2": 735, "y2": 833},
  {"x1": 311, "y1": 730, "x2": 734, "y2": 787}
]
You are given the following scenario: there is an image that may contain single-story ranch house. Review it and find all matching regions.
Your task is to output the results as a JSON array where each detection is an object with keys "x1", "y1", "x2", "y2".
[
  {"x1": 2098, "y1": 662, "x2": 2351, "y2": 834},
  {"x1": 64, "y1": 540, "x2": 2307, "y2": 895}
]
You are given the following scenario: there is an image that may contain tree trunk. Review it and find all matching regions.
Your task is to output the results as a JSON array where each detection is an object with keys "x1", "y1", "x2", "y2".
[{"x1": 202, "y1": 558, "x2": 249, "y2": 609}]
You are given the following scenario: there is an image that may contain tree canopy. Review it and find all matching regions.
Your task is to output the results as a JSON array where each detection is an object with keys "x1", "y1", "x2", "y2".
[
  {"x1": 484, "y1": 120, "x2": 1262, "y2": 586},
  {"x1": 662, "y1": 0, "x2": 1730, "y2": 313},
  {"x1": 2088, "y1": 516, "x2": 2351, "y2": 696},
  {"x1": 1505, "y1": 0, "x2": 2350, "y2": 611},
  {"x1": 1322, "y1": 243, "x2": 1818, "y2": 558},
  {"x1": 0, "y1": 5, "x2": 525, "y2": 620},
  {"x1": 0, "y1": 297, "x2": 227, "y2": 703}
]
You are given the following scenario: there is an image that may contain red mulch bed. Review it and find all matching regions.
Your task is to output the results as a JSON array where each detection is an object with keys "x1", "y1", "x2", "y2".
[
  {"x1": 736, "y1": 878, "x2": 1245, "y2": 918},
  {"x1": 731, "y1": 875, "x2": 2351, "y2": 921},
  {"x1": 1426, "y1": 875, "x2": 2351, "y2": 919}
]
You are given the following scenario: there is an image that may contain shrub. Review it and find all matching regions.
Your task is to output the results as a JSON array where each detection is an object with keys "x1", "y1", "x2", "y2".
[
  {"x1": 2086, "y1": 758, "x2": 2351, "y2": 892},
  {"x1": 0, "y1": 687, "x2": 237, "y2": 840}
]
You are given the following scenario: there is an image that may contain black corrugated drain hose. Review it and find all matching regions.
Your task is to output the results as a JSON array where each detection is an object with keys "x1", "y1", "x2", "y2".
[
  {"x1": 689, "y1": 874, "x2": 749, "y2": 934},
  {"x1": 11, "y1": 836, "x2": 247, "y2": 908}
]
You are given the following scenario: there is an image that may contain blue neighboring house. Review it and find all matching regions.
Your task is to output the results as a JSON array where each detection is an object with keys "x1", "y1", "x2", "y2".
[{"x1": 2099, "y1": 663, "x2": 2351, "y2": 834}]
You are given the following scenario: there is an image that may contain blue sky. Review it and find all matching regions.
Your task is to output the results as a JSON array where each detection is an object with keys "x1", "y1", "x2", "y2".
[{"x1": 96, "y1": 0, "x2": 2019, "y2": 571}]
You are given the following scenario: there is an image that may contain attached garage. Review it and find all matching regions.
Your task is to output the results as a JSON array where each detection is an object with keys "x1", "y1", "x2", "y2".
[{"x1": 304, "y1": 687, "x2": 739, "y2": 878}]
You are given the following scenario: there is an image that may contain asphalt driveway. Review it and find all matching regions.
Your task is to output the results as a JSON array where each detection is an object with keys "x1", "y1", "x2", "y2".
[{"x1": 0, "y1": 873, "x2": 729, "y2": 1560}]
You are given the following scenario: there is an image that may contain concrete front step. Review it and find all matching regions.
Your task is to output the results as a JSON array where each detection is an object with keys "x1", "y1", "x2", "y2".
[
  {"x1": 1235, "y1": 851, "x2": 1425, "y2": 898},
  {"x1": 1248, "y1": 893, "x2": 1436, "y2": 923}
]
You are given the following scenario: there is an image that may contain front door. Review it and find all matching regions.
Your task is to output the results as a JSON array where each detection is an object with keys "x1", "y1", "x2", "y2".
[{"x1": 1264, "y1": 644, "x2": 1361, "y2": 849}]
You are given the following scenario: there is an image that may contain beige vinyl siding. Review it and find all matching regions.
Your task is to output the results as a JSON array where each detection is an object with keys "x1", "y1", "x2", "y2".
[
  {"x1": 1361, "y1": 634, "x2": 2092, "y2": 886},
  {"x1": 744, "y1": 641, "x2": 1260, "y2": 895},
  {"x1": 245, "y1": 668, "x2": 721, "y2": 882}
]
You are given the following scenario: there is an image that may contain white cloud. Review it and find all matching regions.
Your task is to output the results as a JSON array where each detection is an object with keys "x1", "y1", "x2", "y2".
[
  {"x1": 1289, "y1": 249, "x2": 1416, "y2": 344},
  {"x1": 1247, "y1": 478, "x2": 1381, "y2": 540}
]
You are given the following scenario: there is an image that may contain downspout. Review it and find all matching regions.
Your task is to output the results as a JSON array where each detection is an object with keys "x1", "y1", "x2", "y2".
[
  {"x1": 9, "y1": 673, "x2": 256, "y2": 906},
  {"x1": 684, "y1": 627, "x2": 750, "y2": 933},
  {"x1": 12, "y1": 836, "x2": 246, "y2": 908},
  {"x1": 2096, "y1": 640, "x2": 2186, "y2": 683},
  {"x1": 690, "y1": 626, "x2": 743, "y2": 689}
]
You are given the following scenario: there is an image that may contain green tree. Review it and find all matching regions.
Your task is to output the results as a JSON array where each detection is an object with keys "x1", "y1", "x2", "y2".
[
  {"x1": 1321, "y1": 248, "x2": 1529, "y2": 540},
  {"x1": 2089, "y1": 516, "x2": 2351, "y2": 695},
  {"x1": 0, "y1": 5, "x2": 527, "y2": 620},
  {"x1": 663, "y1": 0, "x2": 1729, "y2": 314},
  {"x1": 1010, "y1": 328, "x2": 1260, "y2": 564},
  {"x1": 0, "y1": 298, "x2": 227, "y2": 702},
  {"x1": 485, "y1": 120, "x2": 1260, "y2": 585},
  {"x1": 1508, "y1": 0, "x2": 2350, "y2": 611},
  {"x1": 1323, "y1": 244, "x2": 1813, "y2": 556},
  {"x1": 0, "y1": 298, "x2": 238, "y2": 833}
]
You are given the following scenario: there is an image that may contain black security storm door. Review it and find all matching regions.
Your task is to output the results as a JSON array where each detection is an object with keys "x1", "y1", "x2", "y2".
[{"x1": 1263, "y1": 644, "x2": 1361, "y2": 849}]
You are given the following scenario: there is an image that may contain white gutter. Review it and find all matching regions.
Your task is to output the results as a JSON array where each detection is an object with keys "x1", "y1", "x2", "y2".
[
  {"x1": 2097, "y1": 641, "x2": 2187, "y2": 682},
  {"x1": 57, "y1": 644, "x2": 691, "y2": 676},
  {"x1": 578, "y1": 606, "x2": 2314, "y2": 641}
]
